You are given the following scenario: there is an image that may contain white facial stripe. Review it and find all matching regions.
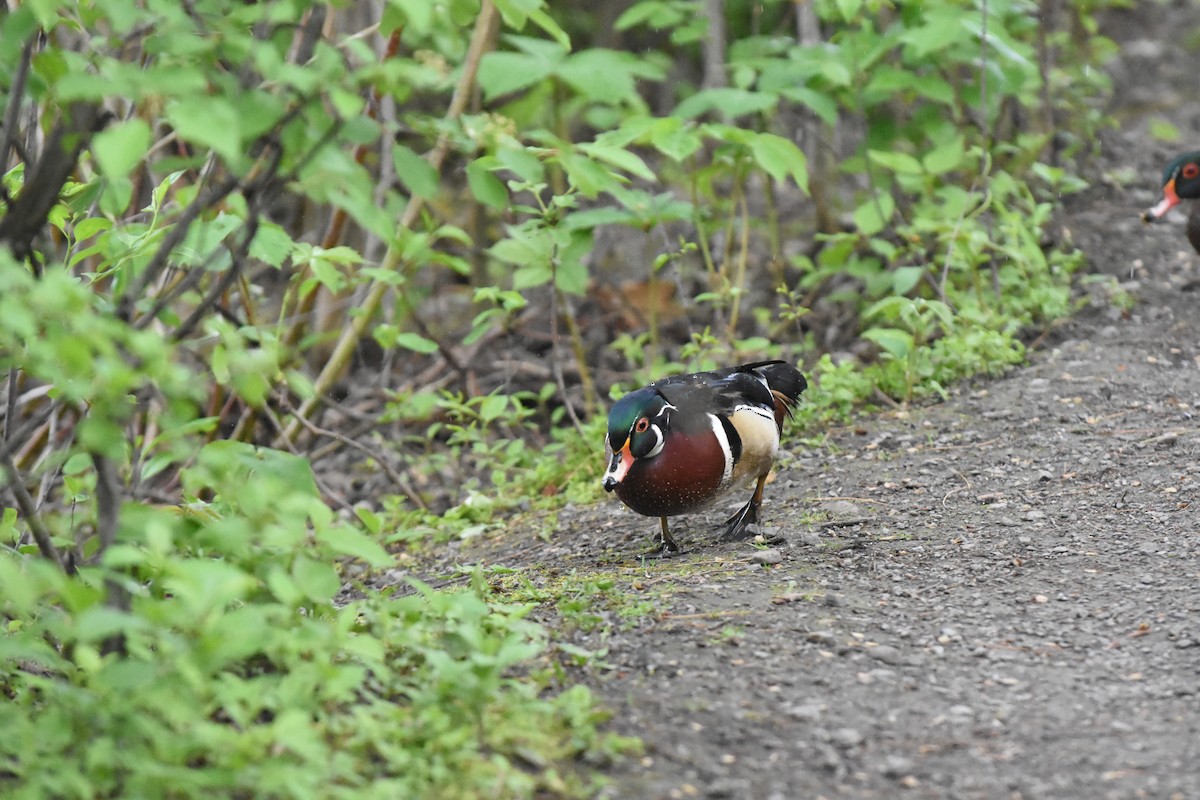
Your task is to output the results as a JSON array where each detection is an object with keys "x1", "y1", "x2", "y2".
[
  {"x1": 644, "y1": 425, "x2": 665, "y2": 458},
  {"x1": 655, "y1": 402, "x2": 675, "y2": 419},
  {"x1": 706, "y1": 413, "x2": 734, "y2": 484}
]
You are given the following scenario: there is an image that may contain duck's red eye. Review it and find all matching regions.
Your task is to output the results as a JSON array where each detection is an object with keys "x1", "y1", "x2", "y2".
[
  {"x1": 1183, "y1": 163, "x2": 1200, "y2": 180},
  {"x1": 634, "y1": 417, "x2": 650, "y2": 433}
]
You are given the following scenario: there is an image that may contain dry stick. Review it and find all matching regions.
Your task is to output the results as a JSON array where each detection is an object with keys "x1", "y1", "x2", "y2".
[
  {"x1": 0, "y1": 34, "x2": 35, "y2": 182},
  {"x1": 118, "y1": 171, "x2": 240, "y2": 321},
  {"x1": 979, "y1": 0, "x2": 1000, "y2": 298},
  {"x1": 726, "y1": 190, "x2": 752, "y2": 338},
  {"x1": 92, "y1": 454, "x2": 121, "y2": 560},
  {"x1": 3, "y1": 369, "x2": 17, "y2": 443},
  {"x1": 1, "y1": 451, "x2": 61, "y2": 567},
  {"x1": 284, "y1": 398, "x2": 428, "y2": 511},
  {"x1": 549, "y1": 280, "x2": 586, "y2": 436},
  {"x1": 278, "y1": 0, "x2": 499, "y2": 446},
  {"x1": 170, "y1": 224, "x2": 255, "y2": 341},
  {"x1": 558, "y1": 290, "x2": 598, "y2": 416},
  {"x1": 96, "y1": 450, "x2": 130, "y2": 654}
]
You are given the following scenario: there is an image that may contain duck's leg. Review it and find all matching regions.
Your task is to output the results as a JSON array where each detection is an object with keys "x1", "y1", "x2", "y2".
[
  {"x1": 720, "y1": 473, "x2": 768, "y2": 540},
  {"x1": 660, "y1": 517, "x2": 681, "y2": 554}
]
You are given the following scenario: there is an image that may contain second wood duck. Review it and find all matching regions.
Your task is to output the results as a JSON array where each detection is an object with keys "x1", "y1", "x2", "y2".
[
  {"x1": 602, "y1": 360, "x2": 807, "y2": 553},
  {"x1": 1142, "y1": 150, "x2": 1200, "y2": 254}
]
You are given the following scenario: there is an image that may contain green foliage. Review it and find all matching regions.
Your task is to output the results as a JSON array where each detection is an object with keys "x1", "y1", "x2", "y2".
[{"x1": 0, "y1": 551, "x2": 623, "y2": 799}]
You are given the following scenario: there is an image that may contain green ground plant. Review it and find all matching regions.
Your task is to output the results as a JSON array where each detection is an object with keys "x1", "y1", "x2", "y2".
[{"x1": 1, "y1": 0, "x2": 1119, "y2": 796}]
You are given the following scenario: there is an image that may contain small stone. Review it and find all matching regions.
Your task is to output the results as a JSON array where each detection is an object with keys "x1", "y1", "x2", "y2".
[
  {"x1": 750, "y1": 548, "x2": 784, "y2": 565},
  {"x1": 807, "y1": 630, "x2": 837, "y2": 645},
  {"x1": 868, "y1": 645, "x2": 906, "y2": 665},
  {"x1": 785, "y1": 702, "x2": 823, "y2": 721},
  {"x1": 706, "y1": 777, "x2": 748, "y2": 798},
  {"x1": 821, "y1": 499, "x2": 863, "y2": 517},
  {"x1": 880, "y1": 755, "x2": 916, "y2": 778},
  {"x1": 830, "y1": 727, "x2": 864, "y2": 748}
]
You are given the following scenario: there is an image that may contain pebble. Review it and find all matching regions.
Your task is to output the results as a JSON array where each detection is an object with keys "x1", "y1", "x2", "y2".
[
  {"x1": 807, "y1": 630, "x2": 837, "y2": 645},
  {"x1": 880, "y1": 754, "x2": 916, "y2": 778},
  {"x1": 750, "y1": 548, "x2": 783, "y2": 565},
  {"x1": 830, "y1": 727, "x2": 865, "y2": 747},
  {"x1": 705, "y1": 777, "x2": 750, "y2": 798},
  {"x1": 785, "y1": 702, "x2": 824, "y2": 721},
  {"x1": 868, "y1": 644, "x2": 906, "y2": 665}
]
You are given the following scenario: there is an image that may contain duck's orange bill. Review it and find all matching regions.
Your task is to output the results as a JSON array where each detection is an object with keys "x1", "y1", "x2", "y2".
[
  {"x1": 605, "y1": 441, "x2": 634, "y2": 485},
  {"x1": 1146, "y1": 178, "x2": 1180, "y2": 221}
]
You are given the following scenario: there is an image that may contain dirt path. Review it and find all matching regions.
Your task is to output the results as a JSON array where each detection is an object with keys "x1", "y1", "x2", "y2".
[
  {"x1": 563, "y1": 8, "x2": 1200, "y2": 799},
  {"x1": 583, "y1": 292, "x2": 1199, "y2": 798}
]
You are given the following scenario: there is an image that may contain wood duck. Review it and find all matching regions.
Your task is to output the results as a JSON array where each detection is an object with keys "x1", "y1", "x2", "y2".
[
  {"x1": 602, "y1": 360, "x2": 807, "y2": 553},
  {"x1": 1142, "y1": 150, "x2": 1200, "y2": 254}
]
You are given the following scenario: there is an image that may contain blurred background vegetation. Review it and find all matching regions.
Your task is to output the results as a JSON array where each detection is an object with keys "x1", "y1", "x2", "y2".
[{"x1": 0, "y1": 0, "x2": 1121, "y2": 796}]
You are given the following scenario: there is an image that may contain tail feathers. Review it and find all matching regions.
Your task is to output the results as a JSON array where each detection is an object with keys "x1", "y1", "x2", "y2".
[{"x1": 751, "y1": 362, "x2": 807, "y2": 427}]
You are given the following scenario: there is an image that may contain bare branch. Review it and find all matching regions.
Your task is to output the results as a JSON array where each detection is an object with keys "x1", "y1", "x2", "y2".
[{"x1": 0, "y1": 450, "x2": 62, "y2": 568}]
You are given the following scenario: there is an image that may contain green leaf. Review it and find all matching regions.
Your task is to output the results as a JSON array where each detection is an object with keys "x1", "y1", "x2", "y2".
[
  {"x1": 165, "y1": 96, "x2": 243, "y2": 168},
  {"x1": 836, "y1": 0, "x2": 863, "y2": 21},
  {"x1": 853, "y1": 193, "x2": 895, "y2": 237},
  {"x1": 315, "y1": 524, "x2": 391, "y2": 566},
  {"x1": 1148, "y1": 118, "x2": 1180, "y2": 143},
  {"x1": 869, "y1": 150, "x2": 924, "y2": 175},
  {"x1": 674, "y1": 88, "x2": 776, "y2": 120},
  {"x1": 477, "y1": 50, "x2": 559, "y2": 100},
  {"x1": 923, "y1": 135, "x2": 966, "y2": 175},
  {"x1": 394, "y1": 332, "x2": 439, "y2": 354},
  {"x1": 577, "y1": 141, "x2": 656, "y2": 182},
  {"x1": 393, "y1": 144, "x2": 440, "y2": 199},
  {"x1": 496, "y1": 144, "x2": 546, "y2": 183},
  {"x1": 750, "y1": 133, "x2": 808, "y2": 192},
  {"x1": 91, "y1": 119, "x2": 151, "y2": 179},
  {"x1": 862, "y1": 327, "x2": 913, "y2": 359},
  {"x1": 466, "y1": 159, "x2": 509, "y2": 209},
  {"x1": 778, "y1": 86, "x2": 839, "y2": 126},
  {"x1": 292, "y1": 555, "x2": 340, "y2": 603},
  {"x1": 556, "y1": 150, "x2": 622, "y2": 197},
  {"x1": 892, "y1": 266, "x2": 926, "y2": 295},
  {"x1": 478, "y1": 394, "x2": 508, "y2": 423},
  {"x1": 249, "y1": 222, "x2": 296, "y2": 268}
]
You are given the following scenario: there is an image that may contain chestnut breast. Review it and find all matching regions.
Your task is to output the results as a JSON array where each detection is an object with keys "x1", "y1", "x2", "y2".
[{"x1": 614, "y1": 419, "x2": 726, "y2": 517}]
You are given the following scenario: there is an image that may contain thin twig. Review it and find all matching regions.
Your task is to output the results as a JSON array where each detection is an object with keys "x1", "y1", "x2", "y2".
[
  {"x1": 283, "y1": 397, "x2": 429, "y2": 511},
  {"x1": 0, "y1": 33, "x2": 36, "y2": 181},
  {"x1": 92, "y1": 453, "x2": 122, "y2": 557},
  {"x1": 550, "y1": 284, "x2": 585, "y2": 436},
  {"x1": 1, "y1": 450, "x2": 61, "y2": 567}
]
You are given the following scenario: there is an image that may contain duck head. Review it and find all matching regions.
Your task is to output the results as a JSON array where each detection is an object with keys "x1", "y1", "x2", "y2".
[
  {"x1": 602, "y1": 388, "x2": 672, "y2": 492},
  {"x1": 1143, "y1": 151, "x2": 1200, "y2": 222}
]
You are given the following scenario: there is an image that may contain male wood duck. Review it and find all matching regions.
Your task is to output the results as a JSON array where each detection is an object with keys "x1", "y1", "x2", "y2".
[
  {"x1": 602, "y1": 360, "x2": 807, "y2": 553},
  {"x1": 1142, "y1": 150, "x2": 1200, "y2": 254}
]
